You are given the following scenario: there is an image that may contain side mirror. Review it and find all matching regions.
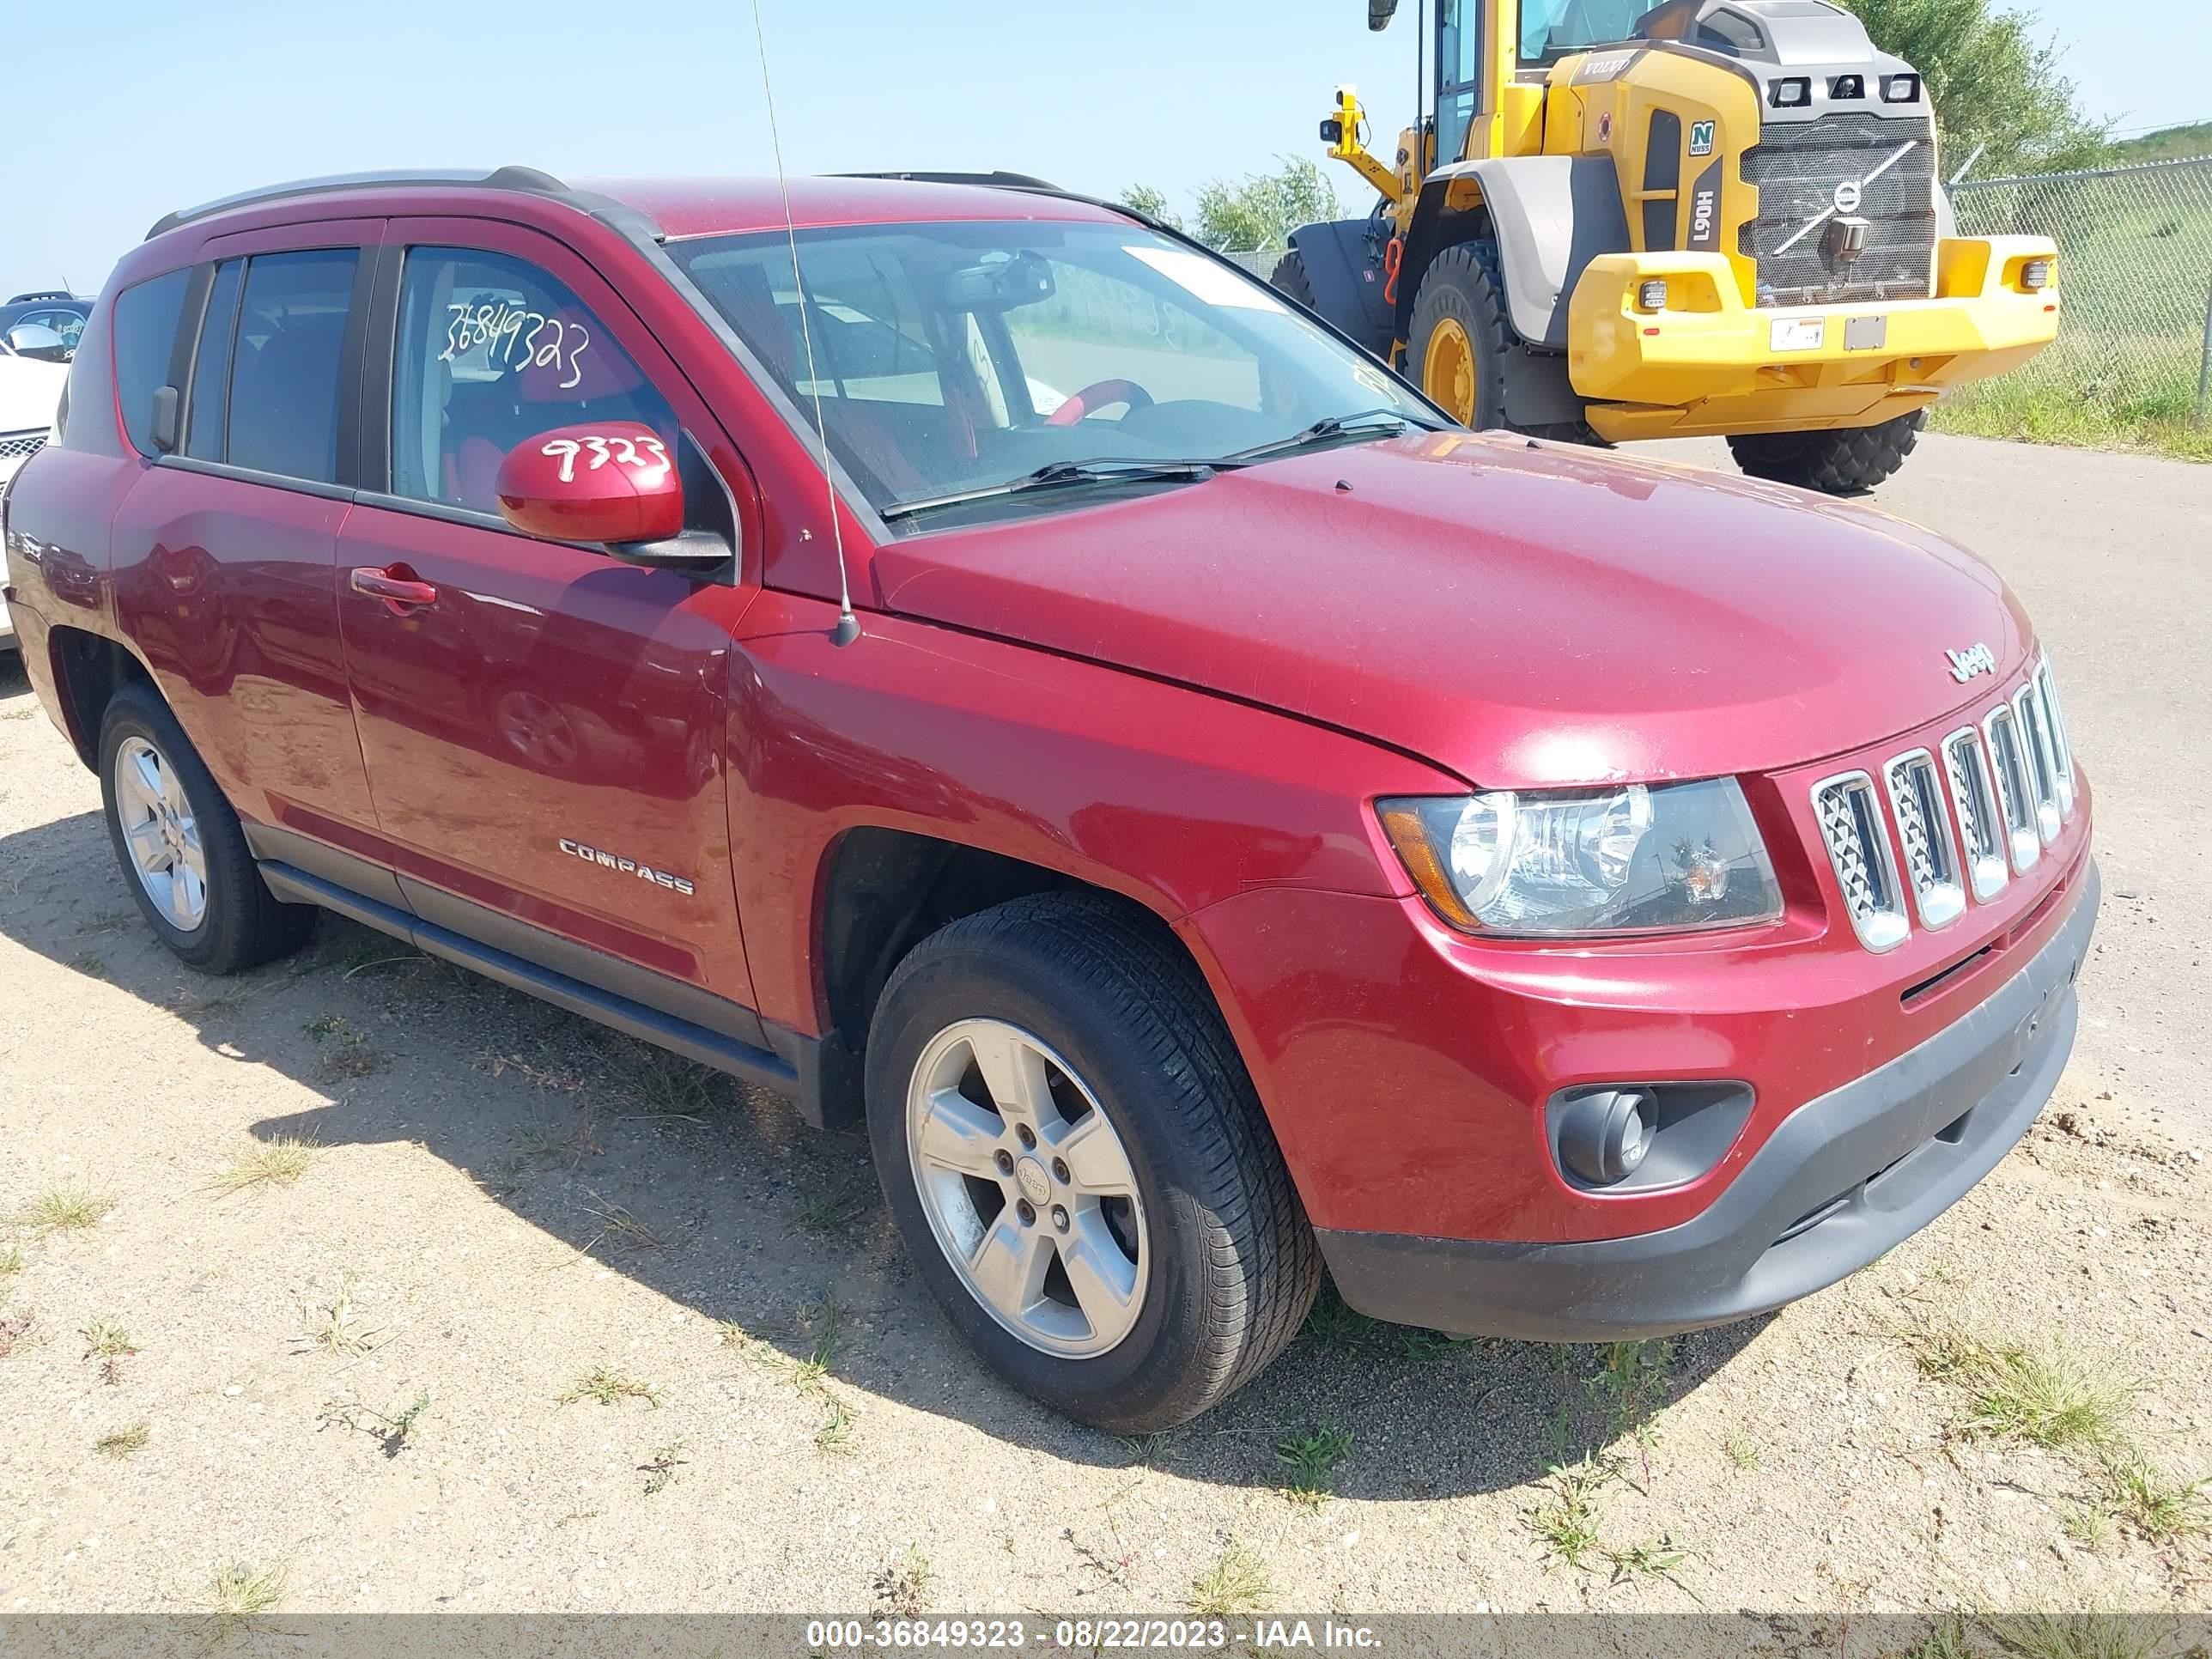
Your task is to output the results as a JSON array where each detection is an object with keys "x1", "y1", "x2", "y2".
[
  {"x1": 494, "y1": 423, "x2": 726, "y2": 570},
  {"x1": 1368, "y1": 0, "x2": 1399, "y2": 28},
  {"x1": 6, "y1": 323, "x2": 70, "y2": 363}
]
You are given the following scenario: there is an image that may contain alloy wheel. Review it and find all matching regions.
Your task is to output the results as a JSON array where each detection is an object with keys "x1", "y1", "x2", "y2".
[
  {"x1": 112, "y1": 735, "x2": 209, "y2": 931},
  {"x1": 905, "y1": 1018, "x2": 1150, "y2": 1357}
]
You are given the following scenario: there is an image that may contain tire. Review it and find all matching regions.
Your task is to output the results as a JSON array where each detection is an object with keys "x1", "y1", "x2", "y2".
[
  {"x1": 1407, "y1": 241, "x2": 1595, "y2": 441},
  {"x1": 1727, "y1": 409, "x2": 1926, "y2": 495},
  {"x1": 865, "y1": 892, "x2": 1319, "y2": 1432},
  {"x1": 1269, "y1": 249, "x2": 1317, "y2": 312},
  {"x1": 98, "y1": 680, "x2": 316, "y2": 975}
]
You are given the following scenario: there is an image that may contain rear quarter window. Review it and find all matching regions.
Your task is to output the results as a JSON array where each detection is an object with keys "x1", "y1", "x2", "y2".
[{"x1": 109, "y1": 270, "x2": 191, "y2": 456}]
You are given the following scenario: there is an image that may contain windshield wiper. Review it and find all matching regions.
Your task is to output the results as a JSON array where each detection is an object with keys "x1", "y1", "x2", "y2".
[
  {"x1": 879, "y1": 457, "x2": 1245, "y2": 522},
  {"x1": 1224, "y1": 407, "x2": 1443, "y2": 464}
]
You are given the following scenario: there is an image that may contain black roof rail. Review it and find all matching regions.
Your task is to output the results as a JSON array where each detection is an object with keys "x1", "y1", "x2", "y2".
[
  {"x1": 144, "y1": 166, "x2": 571, "y2": 240},
  {"x1": 836, "y1": 170, "x2": 1066, "y2": 192}
]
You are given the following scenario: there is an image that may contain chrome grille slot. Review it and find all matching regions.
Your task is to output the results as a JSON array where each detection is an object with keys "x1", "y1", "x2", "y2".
[
  {"x1": 1814, "y1": 771, "x2": 1910, "y2": 951},
  {"x1": 0, "y1": 430, "x2": 51, "y2": 464},
  {"x1": 1941, "y1": 727, "x2": 2009, "y2": 902},
  {"x1": 1982, "y1": 705, "x2": 2041, "y2": 874},
  {"x1": 1882, "y1": 750, "x2": 1965, "y2": 928},
  {"x1": 2014, "y1": 684, "x2": 2063, "y2": 845},
  {"x1": 2035, "y1": 657, "x2": 2075, "y2": 820}
]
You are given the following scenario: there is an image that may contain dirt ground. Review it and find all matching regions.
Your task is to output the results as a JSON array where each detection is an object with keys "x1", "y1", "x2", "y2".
[{"x1": 3, "y1": 438, "x2": 2209, "y2": 1621}]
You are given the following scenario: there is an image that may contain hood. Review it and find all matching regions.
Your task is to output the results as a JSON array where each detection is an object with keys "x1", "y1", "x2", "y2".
[{"x1": 871, "y1": 431, "x2": 2032, "y2": 788}]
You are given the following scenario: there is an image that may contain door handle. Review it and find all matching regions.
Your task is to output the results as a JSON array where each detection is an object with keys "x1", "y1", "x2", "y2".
[{"x1": 349, "y1": 565, "x2": 438, "y2": 612}]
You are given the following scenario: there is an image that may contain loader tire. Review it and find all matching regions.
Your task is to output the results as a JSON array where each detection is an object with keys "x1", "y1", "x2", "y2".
[
  {"x1": 1407, "y1": 242, "x2": 1595, "y2": 442},
  {"x1": 1727, "y1": 410, "x2": 1926, "y2": 495},
  {"x1": 1269, "y1": 250, "x2": 1318, "y2": 312}
]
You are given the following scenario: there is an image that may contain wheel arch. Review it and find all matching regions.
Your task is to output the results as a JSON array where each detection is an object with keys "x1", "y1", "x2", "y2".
[
  {"x1": 46, "y1": 624, "x2": 153, "y2": 770},
  {"x1": 1402, "y1": 157, "x2": 1630, "y2": 349},
  {"x1": 811, "y1": 824, "x2": 1217, "y2": 1059}
]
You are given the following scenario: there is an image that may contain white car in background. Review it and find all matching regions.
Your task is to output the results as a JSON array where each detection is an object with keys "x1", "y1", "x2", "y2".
[{"x1": 0, "y1": 332, "x2": 72, "y2": 653}]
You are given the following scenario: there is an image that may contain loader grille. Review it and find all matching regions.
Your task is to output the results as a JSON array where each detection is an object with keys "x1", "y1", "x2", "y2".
[{"x1": 1739, "y1": 112, "x2": 1938, "y2": 307}]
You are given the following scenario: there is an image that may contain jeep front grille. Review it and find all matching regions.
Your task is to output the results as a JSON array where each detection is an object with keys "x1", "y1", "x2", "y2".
[
  {"x1": 1814, "y1": 665, "x2": 2077, "y2": 952},
  {"x1": 1883, "y1": 750, "x2": 1965, "y2": 929},
  {"x1": 1814, "y1": 771, "x2": 1909, "y2": 952},
  {"x1": 1738, "y1": 112, "x2": 1938, "y2": 307}
]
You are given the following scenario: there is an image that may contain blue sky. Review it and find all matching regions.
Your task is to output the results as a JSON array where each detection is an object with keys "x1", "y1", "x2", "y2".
[{"x1": 8, "y1": 0, "x2": 2197, "y2": 298}]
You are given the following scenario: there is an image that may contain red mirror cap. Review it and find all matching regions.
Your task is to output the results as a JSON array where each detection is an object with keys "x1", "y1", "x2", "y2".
[{"x1": 495, "y1": 422, "x2": 684, "y2": 545}]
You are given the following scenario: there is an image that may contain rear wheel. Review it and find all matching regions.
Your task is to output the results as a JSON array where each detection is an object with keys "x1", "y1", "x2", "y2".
[
  {"x1": 1727, "y1": 410, "x2": 1926, "y2": 495},
  {"x1": 98, "y1": 681, "x2": 315, "y2": 974},
  {"x1": 865, "y1": 893, "x2": 1319, "y2": 1432}
]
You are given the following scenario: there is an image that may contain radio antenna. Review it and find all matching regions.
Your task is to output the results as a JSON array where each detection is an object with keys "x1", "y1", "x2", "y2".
[{"x1": 750, "y1": 0, "x2": 860, "y2": 647}]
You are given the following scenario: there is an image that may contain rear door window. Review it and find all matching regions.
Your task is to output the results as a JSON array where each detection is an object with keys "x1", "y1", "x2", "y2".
[
  {"x1": 224, "y1": 249, "x2": 359, "y2": 483},
  {"x1": 388, "y1": 246, "x2": 676, "y2": 514},
  {"x1": 183, "y1": 259, "x2": 243, "y2": 462},
  {"x1": 109, "y1": 270, "x2": 191, "y2": 456}
]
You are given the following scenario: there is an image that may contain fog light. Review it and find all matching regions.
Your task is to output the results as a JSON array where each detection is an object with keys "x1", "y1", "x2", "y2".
[
  {"x1": 1636, "y1": 278, "x2": 1668, "y2": 312},
  {"x1": 1770, "y1": 77, "x2": 1810, "y2": 108},
  {"x1": 2021, "y1": 258, "x2": 2051, "y2": 290},
  {"x1": 1556, "y1": 1089, "x2": 1656, "y2": 1185}
]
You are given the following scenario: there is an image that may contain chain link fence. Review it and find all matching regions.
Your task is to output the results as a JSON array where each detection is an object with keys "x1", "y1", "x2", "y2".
[{"x1": 1949, "y1": 153, "x2": 2212, "y2": 429}]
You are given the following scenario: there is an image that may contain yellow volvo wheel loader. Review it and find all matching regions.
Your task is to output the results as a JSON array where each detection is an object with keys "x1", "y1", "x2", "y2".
[{"x1": 1276, "y1": 0, "x2": 2061, "y2": 491}]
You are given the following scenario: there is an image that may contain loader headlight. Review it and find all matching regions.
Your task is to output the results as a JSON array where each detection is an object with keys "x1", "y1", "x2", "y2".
[
  {"x1": 1881, "y1": 73, "x2": 1921, "y2": 102},
  {"x1": 1377, "y1": 778, "x2": 1784, "y2": 936},
  {"x1": 1636, "y1": 278, "x2": 1668, "y2": 312},
  {"x1": 1770, "y1": 76, "x2": 1811, "y2": 108},
  {"x1": 2021, "y1": 258, "x2": 2051, "y2": 290}
]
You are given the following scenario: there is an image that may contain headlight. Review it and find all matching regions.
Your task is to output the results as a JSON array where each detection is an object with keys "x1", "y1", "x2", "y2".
[{"x1": 1377, "y1": 778, "x2": 1784, "y2": 937}]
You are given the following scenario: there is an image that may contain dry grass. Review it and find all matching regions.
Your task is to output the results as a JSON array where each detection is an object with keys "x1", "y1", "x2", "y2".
[
  {"x1": 640, "y1": 1440, "x2": 690, "y2": 1495},
  {"x1": 580, "y1": 1192, "x2": 670, "y2": 1253},
  {"x1": 14, "y1": 1187, "x2": 115, "y2": 1234},
  {"x1": 1188, "y1": 1540, "x2": 1272, "y2": 1617},
  {"x1": 205, "y1": 1134, "x2": 318, "y2": 1198},
  {"x1": 2095, "y1": 1447, "x2": 2212, "y2": 1543},
  {"x1": 1907, "y1": 1326, "x2": 2130, "y2": 1449},
  {"x1": 304, "y1": 1014, "x2": 390, "y2": 1081},
  {"x1": 293, "y1": 1274, "x2": 381, "y2": 1358},
  {"x1": 558, "y1": 1367, "x2": 663, "y2": 1408},
  {"x1": 94, "y1": 1420, "x2": 150, "y2": 1460},
  {"x1": 195, "y1": 1560, "x2": 288, "y2": 1624},
  {"x1": 872, "y1": 1546, "x2": 932, "y2": 1619}
]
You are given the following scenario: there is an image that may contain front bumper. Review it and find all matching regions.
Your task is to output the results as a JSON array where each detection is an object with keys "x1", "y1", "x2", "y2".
[
  {"x1": 1568, "y1": 237, "x2": 2060, "y2": 441},
  {"x1": 1316, "y1": 860, "x2": 2098, "y2": 1342}
]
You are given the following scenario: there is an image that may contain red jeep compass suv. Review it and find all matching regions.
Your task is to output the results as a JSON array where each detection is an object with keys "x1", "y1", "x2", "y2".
[{"x1": 1, "y1": 167, "x2": 2096, "y2": 1431}]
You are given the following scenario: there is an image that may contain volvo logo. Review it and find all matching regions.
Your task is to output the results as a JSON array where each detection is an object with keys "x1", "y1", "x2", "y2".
[
  {"x1": 1945, "y1": 642, "x2": 1997, "y2": 683},
  {"x1": 1832, "y1": 180, "x2": 1863, "y2": 214}
]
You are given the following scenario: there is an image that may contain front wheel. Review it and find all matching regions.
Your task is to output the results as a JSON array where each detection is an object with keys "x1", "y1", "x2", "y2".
[
  {"x1": 865, "y1": 893, "x2": 1318, "y2": 1432},
  {"x1": 1727, "y1": 410, "x2": 1927, "y2": 495}
]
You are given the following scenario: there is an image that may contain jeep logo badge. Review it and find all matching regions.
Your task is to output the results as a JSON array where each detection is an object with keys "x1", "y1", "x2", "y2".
[
  {"x1": 1688, "y1": 120, "x2": 1715, "y2": 155},
  {"x1": 1945, "y1": 642, "x2": 1996, "y2": 683}
]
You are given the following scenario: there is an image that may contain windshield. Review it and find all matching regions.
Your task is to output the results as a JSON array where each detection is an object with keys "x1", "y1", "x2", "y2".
[
  {"x1": 1519, "y1": 0, "x2": 1650, "y2": 64},
  {"x1": 667, "y1": 222, "x2": 1434, "y2": 525}
]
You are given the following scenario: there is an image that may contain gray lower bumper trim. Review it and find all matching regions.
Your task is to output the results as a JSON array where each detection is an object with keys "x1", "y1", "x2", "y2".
[{"x1": 1317, "y1": 860, "x2": 2100, "y2": 1341}]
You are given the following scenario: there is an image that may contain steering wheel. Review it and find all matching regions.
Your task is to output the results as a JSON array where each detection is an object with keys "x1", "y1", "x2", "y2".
[{"x1": 1044, "y1": 379, "x2": 1156, "y2": 427}]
